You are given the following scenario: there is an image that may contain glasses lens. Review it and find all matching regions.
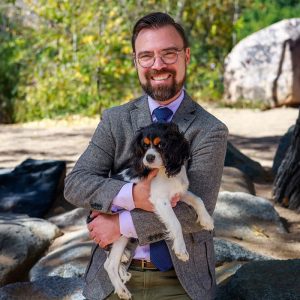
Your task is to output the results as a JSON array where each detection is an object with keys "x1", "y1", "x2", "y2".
[
  {"x1": 161, "y1": 51, "x2": 178, "y2": 64},
  {"x1": 138, "y1": 54, "x2": 154, "y2": 68}
]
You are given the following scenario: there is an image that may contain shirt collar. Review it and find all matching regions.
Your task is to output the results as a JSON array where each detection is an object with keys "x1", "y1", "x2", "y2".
[{"x1": 148, "y1": 89, "x2": 185, "y2": 120}]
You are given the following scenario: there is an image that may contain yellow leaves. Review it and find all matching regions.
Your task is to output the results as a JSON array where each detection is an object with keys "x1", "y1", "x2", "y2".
[{"x1": 82, "y1": 35, "x2": 95, "y2": 44}]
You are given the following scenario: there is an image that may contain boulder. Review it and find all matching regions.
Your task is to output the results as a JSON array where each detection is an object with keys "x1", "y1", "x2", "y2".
[
  {"x1": 224, "y1": 18, "x2": 300, "y2": 107},
  {"x1": 220, "y1": 167, "x2": 255, "y2": 195},
  {"x1": 0, "y1": 213, "x2": 61, "y2": 286},
  {"x1": 214, "y1": 238, "x2": 271, "y2": 265},
  {"x1": 217, "y1": 259, "x2": 300, "y2": 300},
  {"x1": 225, "y1": 142, "x2": 268, "y2": 182},
  {"x1": 0, "y1": 276, "x2": 84, "y2": 300},
  {"x1": 48, "y1": 208, "x2": 89, "y2": 229},
  {"x1": 0, "y1": 159, "x2": 66, "y2": 217},
  {"x1": 213, "y1": 192, "x2": 286, "y2": 241},
  {"x1": 30, "y1": 229, "x2": 91, "y2": 280}
]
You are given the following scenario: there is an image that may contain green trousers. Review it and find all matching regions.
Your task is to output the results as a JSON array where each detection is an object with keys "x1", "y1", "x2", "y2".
[{"x1": 107, "y1": 268, "x2": 190, "y2": 299}]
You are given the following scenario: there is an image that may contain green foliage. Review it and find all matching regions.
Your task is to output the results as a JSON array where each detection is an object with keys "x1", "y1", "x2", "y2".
[
  {"x1": 236, "y1": 0, "x2": 300, "y2": 41},
  {"x1": 0, "y1": 0, "x2": 299, "y2": 123}
]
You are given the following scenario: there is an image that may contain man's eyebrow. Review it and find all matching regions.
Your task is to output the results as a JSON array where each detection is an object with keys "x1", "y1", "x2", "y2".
[{"x1": 137, "y1": 47, "x2": 182, "y2": 55}]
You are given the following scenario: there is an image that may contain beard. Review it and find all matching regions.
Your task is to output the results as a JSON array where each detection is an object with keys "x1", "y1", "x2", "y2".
[{"x1": 140, "y1": 68, "x2": 186, "y2": 102}]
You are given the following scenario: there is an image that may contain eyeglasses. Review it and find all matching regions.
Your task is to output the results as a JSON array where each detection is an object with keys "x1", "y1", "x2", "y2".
[{"x1": 135, "y1": 48, "x2": 185, "y2": 68}]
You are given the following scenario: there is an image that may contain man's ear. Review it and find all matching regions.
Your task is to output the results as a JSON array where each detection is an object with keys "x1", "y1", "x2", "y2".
[
  {"x1": 185, "y1": 48, "x2": 191, "y2": 64},
  {"x1": 132, "y1": 53, "x2": 137, "y2": 68}
]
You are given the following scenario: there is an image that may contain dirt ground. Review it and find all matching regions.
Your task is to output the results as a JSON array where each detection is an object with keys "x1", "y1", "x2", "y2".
[{"x1": 0, "y1": 106, "x2": 299, "y2": 259}]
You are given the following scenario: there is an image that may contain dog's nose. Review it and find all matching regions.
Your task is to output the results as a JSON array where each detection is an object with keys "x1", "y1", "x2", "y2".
[{"x1": 146, "y1": 154, "x2": 155, "y2": 163}]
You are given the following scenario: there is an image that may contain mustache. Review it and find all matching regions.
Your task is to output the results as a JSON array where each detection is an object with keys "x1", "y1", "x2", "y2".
[{"x1": 145, "y1": 68, "x2": 176, "y2": 79}]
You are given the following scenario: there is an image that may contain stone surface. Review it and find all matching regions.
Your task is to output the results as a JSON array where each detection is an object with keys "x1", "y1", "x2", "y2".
[
  {"x1": 220, "y1": 167, "x2": 255, "y2": 195},
  {"x1": 0, "y1": 213, "x2": 60, "y2": 286},
  {"x1": 225, "y1": 142, "x2": 268, "y2": 182},
  {"x1": 217, "y1": 259, "x2": 300, "y2": 300},
  {"x1": 0, "y1": 276, "x2": 84, "y2": 300},
  {"x1": 30, "y1": 236, "x2": 91, "y2": 280},
  {"x1": 214, "y1": 238, "x2": 271, "y2": 264},
  {"x1": 214, "y1": 191, "x2": 286, "y2": 244},
  {"x1": 224, "y1": 18, "x2": 300, "y2": 107},
  {"x1": 48, "y1": 208, "x2": 89, "y2": 229}
]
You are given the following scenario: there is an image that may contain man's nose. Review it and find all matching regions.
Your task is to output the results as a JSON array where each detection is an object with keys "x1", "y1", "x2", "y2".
[{"x1": 152, "y1": 56, "x2": 166, "y2": 69}]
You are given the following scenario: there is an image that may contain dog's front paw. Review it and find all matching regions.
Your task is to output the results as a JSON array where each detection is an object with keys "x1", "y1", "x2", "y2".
[
  {"x1": 116, "y1": 288, "x2": 132, "y2": 300},
  {"x1": 119, "y1": 264, "x2": 131, "y2": 283},
  {"x1": 173, "y1": 242, "x2": 189, "y2": 262},
  {"x1": 198, "y1": 214, "x2": 214, "y2": 231},
  {"x1": 121, "y1": 249, "x2": 130, "y2": 263}
]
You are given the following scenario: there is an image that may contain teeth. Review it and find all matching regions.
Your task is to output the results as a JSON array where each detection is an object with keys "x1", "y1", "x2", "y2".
[{"x1": 153, "y1": 75, "x2": 169, "y2": 81}]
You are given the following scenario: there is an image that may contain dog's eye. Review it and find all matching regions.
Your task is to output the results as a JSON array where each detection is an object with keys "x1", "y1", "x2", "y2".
[
  {"x1": 157, "y1": 143, "x2": 162, "y2": 148},
  {"x1": 143, "y1": 143, "x2": 150, "y2": 148}
]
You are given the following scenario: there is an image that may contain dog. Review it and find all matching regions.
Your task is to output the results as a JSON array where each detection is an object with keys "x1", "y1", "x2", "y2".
[{"x1": 103, "y1": 122, "x2": 214, "y2": 299}]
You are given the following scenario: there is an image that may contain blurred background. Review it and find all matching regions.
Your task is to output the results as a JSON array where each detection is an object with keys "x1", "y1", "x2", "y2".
[{"x1": 1, "y1": 0, "x2": 300, "y2": 124}]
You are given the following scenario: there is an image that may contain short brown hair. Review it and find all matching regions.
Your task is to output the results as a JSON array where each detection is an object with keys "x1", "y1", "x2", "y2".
[{"x1": 131, "y1": 12, "x2": 189, "y2": 52}]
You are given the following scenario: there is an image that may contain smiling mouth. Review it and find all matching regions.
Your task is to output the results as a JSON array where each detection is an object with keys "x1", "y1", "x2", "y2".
[{"x1": 151, "y1": 74, "x2": 171, "y2": 81}]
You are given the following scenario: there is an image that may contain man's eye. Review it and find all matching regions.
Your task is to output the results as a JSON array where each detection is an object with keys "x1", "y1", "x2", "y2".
[
  {"x1": 162, "y1": 51, "x2": 177, "y2": 59},
  {"x1": 139, "y1": 54, "x2": 153, "y2": 61}
]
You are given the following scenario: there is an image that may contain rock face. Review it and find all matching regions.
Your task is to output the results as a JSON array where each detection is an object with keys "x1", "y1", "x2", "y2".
[
  {"x1": 217, "y1": 259, "x2": 300, "y2": 300},
  {"x1": 220, "y1": 167, "x2": 255, "y2": 195},
  {"x1": 224, "y1": 18, "x2": 300, "y2": 107},
  {"x1": 224, "y1": 142, "x2": 268, "y2": 182},
  {"x1": 214, "y1": 192, "x2": 285, "y2": 242},
  {"x1": 214, "y1": 238, "x2": 271, "y2": 264},
  {"x1": 0, "y1": 213, "x2": 60, "y2": 286},
  {"x1": 0, "y1": 276, "x2": 84, "y2": 300}
]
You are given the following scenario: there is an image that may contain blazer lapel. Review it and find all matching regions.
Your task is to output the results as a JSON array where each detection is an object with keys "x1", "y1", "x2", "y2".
[
  {"x1": 172, "y1": 93, "x2": 197, "y2": 134},
  {"x1": 130, "y1": 93, "x2": 197, "y2": 134},
  {"x1": 130, "y1": 95, "x2": 152, "y2": 132}
]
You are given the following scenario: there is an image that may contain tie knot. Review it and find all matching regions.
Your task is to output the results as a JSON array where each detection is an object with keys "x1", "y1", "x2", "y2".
[{"x1": 153, "y1": 107, "x2": 173, "y2": 122}]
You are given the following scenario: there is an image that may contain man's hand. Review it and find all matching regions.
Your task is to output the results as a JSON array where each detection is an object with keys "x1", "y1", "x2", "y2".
[
  {"x1": 133, "y1": 169, "x2": 181, "y2": 211},
  {"x1": 87, "y1": 213, "x2": 120, "y2": 248},
  {"x1": 133, "y1": 169, "x2": 158, "y2": 211}
]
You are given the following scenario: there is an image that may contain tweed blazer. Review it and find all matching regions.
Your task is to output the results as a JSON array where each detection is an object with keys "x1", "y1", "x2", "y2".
[{"x1": 64, "y1": 93, "x2": 228, "y2": 300}]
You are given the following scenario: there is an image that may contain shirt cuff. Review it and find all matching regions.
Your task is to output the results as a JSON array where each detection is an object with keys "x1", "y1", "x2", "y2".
[
  {"x1": 119, "y1": 211, "x2": 138, "y2": 238},
  {"x1": 112, "y1": 182, "x2": 135, "y2": 211}
]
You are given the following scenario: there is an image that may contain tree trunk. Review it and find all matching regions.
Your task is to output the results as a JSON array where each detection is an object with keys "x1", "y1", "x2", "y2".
[{"x1": 273, "y1": 107, "x2": 300, "y2": 210}]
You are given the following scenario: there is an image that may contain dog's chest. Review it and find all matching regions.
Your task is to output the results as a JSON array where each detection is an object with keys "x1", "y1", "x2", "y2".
[{"x1": 150, "y1": 167, "x2": 189, "y2": 200}]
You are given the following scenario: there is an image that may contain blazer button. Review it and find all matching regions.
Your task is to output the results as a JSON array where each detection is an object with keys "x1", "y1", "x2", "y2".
[{"x1": 91, "y1": 203, "x2": 102, "y2": 210}]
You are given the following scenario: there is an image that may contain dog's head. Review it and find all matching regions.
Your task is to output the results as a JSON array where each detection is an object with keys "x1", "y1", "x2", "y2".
[{"x1": 131, "y1": 122, "x2": 190, "y2": 177}]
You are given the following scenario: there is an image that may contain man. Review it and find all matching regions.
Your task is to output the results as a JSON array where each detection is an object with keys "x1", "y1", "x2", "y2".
[{"x1": 64, "y1": 12, "x2": 228, "y2": 300}]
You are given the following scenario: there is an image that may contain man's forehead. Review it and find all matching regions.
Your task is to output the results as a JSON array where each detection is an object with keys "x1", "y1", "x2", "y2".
[{"x1": 134, "y1": 25, "x2": 184, "y2": 53}]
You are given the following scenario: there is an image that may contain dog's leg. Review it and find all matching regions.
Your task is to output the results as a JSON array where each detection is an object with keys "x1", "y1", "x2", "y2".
[
  {"x1": 152, "y1": 198, "x2": 189, "y2": 261},
  {"x1": 181, "y1": 191, "x2": 214, "y2": 231},
  {"x1": 104, "y1": 236, "x2": 132, "y2": 299}
]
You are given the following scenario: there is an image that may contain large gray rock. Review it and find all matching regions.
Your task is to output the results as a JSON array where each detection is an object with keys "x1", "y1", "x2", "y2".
[
  {"x1": 224, "y1": 142, "x2": 268, "y2": 182},
  {"x1": 217, "y1": 259, "x2": 300, "y2": 300},
  {"x1": 214, "y1": 238, "x2": 272, "y2": 264},
  {"x1": 0, "y1": 213, "x2": 61, "y2": 286},
  {"x1": 220, "y1": 167, "x2": 255, "y2": 195},
  {"x1": 214, "y1": 192, "x2": 286, "y2": 244},
  {"x1": 48, "y1": 208, "x2": 89, "y2": 229},
  {"x1": 0, "y1": 276, "x2": 84, "y2": 300},
  {"x1": 224, "y1": 18, "x2": 300, "y2": 107},
  {"x1": 30, "y1": 235, "x2": 92, "y2": 280}
]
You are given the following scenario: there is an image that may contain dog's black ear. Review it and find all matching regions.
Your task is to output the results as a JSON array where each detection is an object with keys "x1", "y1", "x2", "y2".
[
  {"x1": 130, "y1": 131, "x2": 146, "y2": 176},
  {"x1": 164, "y1": 126, "x2": 190, "y2": 177}
]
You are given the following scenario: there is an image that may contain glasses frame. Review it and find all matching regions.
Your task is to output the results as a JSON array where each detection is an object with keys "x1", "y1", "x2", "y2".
[{"x1": 134, "y1": 47, "x2": 185, "y2": 68}]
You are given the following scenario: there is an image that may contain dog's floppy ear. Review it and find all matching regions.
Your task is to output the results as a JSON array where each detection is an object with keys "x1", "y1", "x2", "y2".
[
  {"x1": 130, "y1": 130, "x2": 146, "y2": 175},
  {"x1": 164, "y1": 125, "x2": 190, "y2": 177}
]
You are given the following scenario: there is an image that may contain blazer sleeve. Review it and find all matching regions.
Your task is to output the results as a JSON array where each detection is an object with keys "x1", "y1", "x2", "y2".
[
  {"x1": 130, "y1": 122, "x2": 228, "y2": 245},
  {"x1": 64, "y1": 110, "x2": 127, "y2": 212}
]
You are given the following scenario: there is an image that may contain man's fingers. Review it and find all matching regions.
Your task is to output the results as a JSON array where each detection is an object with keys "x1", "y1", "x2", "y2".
[{"x1": 146, "y1": 169, "x2": 159, "y2": 181}]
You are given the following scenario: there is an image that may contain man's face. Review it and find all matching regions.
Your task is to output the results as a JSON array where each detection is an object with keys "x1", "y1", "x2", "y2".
[{"x1": 134, "y1": 25, "x2": 190, "y2": 104}]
